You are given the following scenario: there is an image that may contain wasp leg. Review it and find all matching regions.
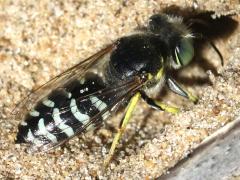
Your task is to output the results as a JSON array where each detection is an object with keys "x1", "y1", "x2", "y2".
[
  {"x1": 140, "y1": 91, "x2": 179, "y2": 114},
  {"x1": 103, "y1": 92, "x2": 141, "y2": 168},
  {"x1": 166, "y1": 76, "x2": 198, "y2": 104}
]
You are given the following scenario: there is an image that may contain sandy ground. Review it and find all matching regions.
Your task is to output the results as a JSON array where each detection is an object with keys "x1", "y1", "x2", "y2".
[{"x1": 0, "y1": 0, "x2": 239, "y2": 179}]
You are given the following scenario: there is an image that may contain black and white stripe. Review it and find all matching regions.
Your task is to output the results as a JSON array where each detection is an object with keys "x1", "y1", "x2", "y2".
[{"x1": 16, "y1": 75, "x2": 112, "y2": 149}]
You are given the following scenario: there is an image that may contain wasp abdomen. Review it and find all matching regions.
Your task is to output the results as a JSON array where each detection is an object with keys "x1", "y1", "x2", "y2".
[{"x1": 16, "y1": 75, "x2": 110, "y2": 150}]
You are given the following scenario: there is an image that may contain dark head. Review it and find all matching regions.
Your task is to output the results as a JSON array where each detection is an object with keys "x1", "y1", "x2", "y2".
[{"x1": 149, "y1": 14, "x2": 194, "y2": 69}]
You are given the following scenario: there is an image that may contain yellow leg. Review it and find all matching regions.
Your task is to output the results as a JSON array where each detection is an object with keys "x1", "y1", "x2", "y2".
[
  {"x1": 186, "y1": 90, "x2": 198, "y2": 103},
  {"x1": 140, "y1": 91, "x2": 179, "y2": 114},
  {"x1": 154, "y1": 101, "x2": 179, "y2": 114},
  {"x1": 103, "y1": 92, "x2": 141, "y2": 168}
]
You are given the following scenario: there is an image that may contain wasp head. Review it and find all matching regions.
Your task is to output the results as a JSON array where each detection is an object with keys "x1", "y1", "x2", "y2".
[{"x1": 149, "y1": 14, "x2": 195, "y2": 70}]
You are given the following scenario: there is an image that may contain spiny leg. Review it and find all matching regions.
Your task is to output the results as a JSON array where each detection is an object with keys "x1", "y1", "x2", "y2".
[
  {"x1": 140, "y1": 91, "x2": 179, "y2": 114},
  {"x1": 166, "y1": 76, "x2": 198, "y2": 103},
  {"x1": 103, "y1": 92, "x2": 141, "y2": 168}
]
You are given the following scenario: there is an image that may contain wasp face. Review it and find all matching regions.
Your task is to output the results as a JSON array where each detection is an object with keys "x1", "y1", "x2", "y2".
[{"x1": 149, "y1": 14, "x2": 194, "y2": 70}]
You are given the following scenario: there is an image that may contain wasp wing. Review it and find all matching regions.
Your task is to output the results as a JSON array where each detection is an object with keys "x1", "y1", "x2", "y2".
[
  {"x1": 13, "y1": 44, "x2": 115, "y2": 122},
  {"x1": 23, "y1": 76, "x2": 144, "y2": 152}
]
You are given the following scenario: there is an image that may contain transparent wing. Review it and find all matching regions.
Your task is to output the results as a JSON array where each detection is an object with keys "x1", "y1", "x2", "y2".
[
  {"x1": 12, "y1": 44, "x2": 115, "y2": 122},
  {"x1": 29, "y1": 76, "x2": 145, "y2": 152}
]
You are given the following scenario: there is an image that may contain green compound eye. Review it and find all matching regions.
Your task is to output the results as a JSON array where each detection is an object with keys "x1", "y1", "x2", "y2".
[{"x1": 175, "y1": 38, "x2": 194, "y2": 67}]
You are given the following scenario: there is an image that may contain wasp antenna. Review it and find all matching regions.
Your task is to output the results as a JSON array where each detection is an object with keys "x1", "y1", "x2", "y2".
[
  {"x1": 191, "y1": 33, "x2": 224, "y2": 66},
  {"x1": 201, "y1": 35, "x2": 224, "y2": 66},
  {"x1": 208, "y1": 40, "x2": 224, "y2": 66},
  {"x1": 186, "y1": 17, "x2": 224, "y2": 66}
]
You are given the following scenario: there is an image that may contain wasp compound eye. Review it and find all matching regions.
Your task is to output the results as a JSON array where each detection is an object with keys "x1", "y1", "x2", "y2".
[{"x1": 174, "y1": 38, "x2": 194, "y2": 67}]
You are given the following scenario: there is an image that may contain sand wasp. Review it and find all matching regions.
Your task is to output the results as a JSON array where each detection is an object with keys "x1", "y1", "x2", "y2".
[{"x1": 14, "y1": 13, "x2": 222, "y2": 167}]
